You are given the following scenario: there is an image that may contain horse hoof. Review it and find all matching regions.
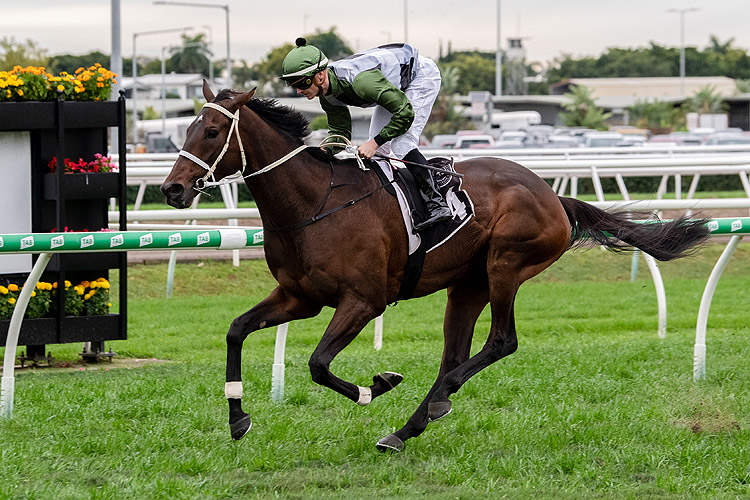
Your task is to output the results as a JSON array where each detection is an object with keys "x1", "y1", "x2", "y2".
[
  {"x1": 374, "y1": 371, "x2": 404, "y2": 390},
  {"x1": 427, "y1": 400, "x2": 452, "y2": 422},
  {"x1": 230, "y1": 414, "x2": 253, "y2": 441},
  {"x1": 376, "y1": 434, "x2": 404, "y2": 452}
]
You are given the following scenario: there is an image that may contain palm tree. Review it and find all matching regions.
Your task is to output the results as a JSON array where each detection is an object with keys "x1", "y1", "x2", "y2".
[
  {"x1": 169, "y1": 34, "x2": 212, "y2": 75},
  {"x1": 685, "y1": 85, "x2": 727, "y2": 114},
  {"x1": 707, "y1": 35, "x2": 735, "y2": 55},
  {"x1": 560, "y1": 85, "x2": 612, "y2": 130}
]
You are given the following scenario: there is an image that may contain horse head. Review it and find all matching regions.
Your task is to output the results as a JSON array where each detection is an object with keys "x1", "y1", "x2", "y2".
[{"x1": 161, "y1": 80, "x2": 254, "y2": 208}]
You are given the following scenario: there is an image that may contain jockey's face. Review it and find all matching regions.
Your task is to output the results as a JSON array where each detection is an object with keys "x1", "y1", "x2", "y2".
[{"x1": 296, "y1": 70, "x2": 328, "y2": 100}]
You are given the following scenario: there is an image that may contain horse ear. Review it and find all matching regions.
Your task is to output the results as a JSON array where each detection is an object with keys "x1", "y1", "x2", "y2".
[
  {"x1": 202, "y1": 79, "x2": 215, "y2": 102},
  {"x1": 234, "y1": 88, "x2": 256, "y2": 108}
]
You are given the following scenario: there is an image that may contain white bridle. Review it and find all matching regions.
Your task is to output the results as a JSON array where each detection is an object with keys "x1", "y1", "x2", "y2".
[{"x1": 178, "y1": 101, "x2": 309, "y2": 190}]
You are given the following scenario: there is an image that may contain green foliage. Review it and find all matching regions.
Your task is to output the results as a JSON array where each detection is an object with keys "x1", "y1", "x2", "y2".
[
  {"x1": 559, "y1": 85, "x2": 611, "y2": 129},
  {"x1": 628, "y1": 98, "x2": 682, "y2": 129},
  {"x1": 168, "y1": 33, "x2": 211, "y2": 76},
  {"x1": 736, "y1": 79, "x2": 750, "y2": 94},
  {"x1": 439, "y1": 53, "x2": 495, "y2": 95},
  {"x1": 0, "y1": 37, "x2": 49, "y2": 68},
  {"x1": 49, "y1": 51, "x2": 110, "y2": 75},
  {"x1": 142, "y1": 106, "x2": 159, "y2": 120},
  {"x1": 683, "y1": 84, "x2": 729, "y2": 114},
  {"x1": 305, "y1": 27, "x2": 353, "y2": 61},
  {"x1": 309, "y1": 114, "x2": 328, "y2": 130},
  {"x1": 546, "y1": 37, "x2": 750, "y2": 82}
]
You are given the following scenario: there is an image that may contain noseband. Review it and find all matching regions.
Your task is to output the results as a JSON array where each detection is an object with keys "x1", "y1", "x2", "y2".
[{"x1": 178, "y1": 102, "x2": 308, "y2": 192}]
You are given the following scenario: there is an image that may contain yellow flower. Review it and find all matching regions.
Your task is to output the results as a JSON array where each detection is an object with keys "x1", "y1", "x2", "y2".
[
  {"x1": 0, "y1": 286, "x2": 7, "y2": 294},
  {"x1": 80, "y1": 281, "x2": 90, "y2": 288},
  {"x1": 8, "y1": 284, "x2": 18, "y2": 292},
  {"x1": 17, "y1": 89, "x2": 23, "y2": 96},
  {"x1": 8, "y1": 298, "x2": 16, "y2": 305},
  {"x1": 30, "y1": 291, "x2": 36, "y2": 297},
  {"x1": 64, "y1": 280, "x2": 71, "y2": 288},
  {"x1": 57, "y1": 84, "x2": 64, "y2": 92}
]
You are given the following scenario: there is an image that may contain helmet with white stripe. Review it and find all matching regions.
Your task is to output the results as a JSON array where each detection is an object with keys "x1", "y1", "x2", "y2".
[{"x1": 281, "y1": 38, "x2": 328, "y2": 89}]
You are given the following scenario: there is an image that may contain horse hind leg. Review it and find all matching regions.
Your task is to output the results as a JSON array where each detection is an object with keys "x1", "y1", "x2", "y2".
[
  {"x1": 426, "y1": 283, "x2": 518, "y2": 423},
  {"x1": 376, "y1": 281, "x2": 489, "y2": 452},
  {"x1": 226, "y1": 286, "x2": 321, "y2": 441}
]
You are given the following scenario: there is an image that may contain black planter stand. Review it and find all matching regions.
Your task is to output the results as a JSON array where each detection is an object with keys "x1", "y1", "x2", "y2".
[{"x1": 0, "y1": 96, "x2": 128, "y2": 356}]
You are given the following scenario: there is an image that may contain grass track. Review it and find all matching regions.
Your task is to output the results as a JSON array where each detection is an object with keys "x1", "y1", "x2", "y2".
[{"x1": 2, "y1": 243, "x2": 750, "y2": 499}]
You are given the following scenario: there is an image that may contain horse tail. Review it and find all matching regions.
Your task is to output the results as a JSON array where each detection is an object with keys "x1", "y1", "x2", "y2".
[{"x1": 558, "y1": 196, "x2": 711, "y2": 261}]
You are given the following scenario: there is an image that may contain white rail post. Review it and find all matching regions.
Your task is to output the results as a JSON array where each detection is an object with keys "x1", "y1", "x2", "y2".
[
  {"x1": 1, "y1": 252, "x2": 52, "y2": 419},
  {"x1": 694, "y1": 235, "x2": 742, "y2": 381}
]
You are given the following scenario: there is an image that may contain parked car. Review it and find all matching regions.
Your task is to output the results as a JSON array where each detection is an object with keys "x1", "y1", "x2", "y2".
[
  {"x1": 427, "y1": 134, "x2": 458, "y2": 149},
  {"x1": 703, "y1": 133, "x2": 750, "y2": 145},
  {"x1": 454, "y1": 134, "x2": 495, "y2": 149},
  {"x1": 648, "y1": 132, "x2": 702, "y2": 146},
  {"x1": 582, "y1": 132, "x2": 625, "y2": 148},
  {"x1": 542, "y1": 136, "x2": 582, "y2": 149}
]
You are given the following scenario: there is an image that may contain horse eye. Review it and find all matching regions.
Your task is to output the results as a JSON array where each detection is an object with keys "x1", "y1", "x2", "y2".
[{"x1": 206, "y1": 128, "x2": 219, "y2": 139}]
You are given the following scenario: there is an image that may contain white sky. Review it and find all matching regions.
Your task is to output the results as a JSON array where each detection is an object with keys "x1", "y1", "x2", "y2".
[{"x1": 2, "y1": 0, "x2": 749, "y2": 69}]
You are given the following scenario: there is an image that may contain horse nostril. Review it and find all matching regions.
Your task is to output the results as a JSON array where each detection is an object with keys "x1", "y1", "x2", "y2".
[{"x1": 160, "y1": 182, "x2": 184, "y2": 199}]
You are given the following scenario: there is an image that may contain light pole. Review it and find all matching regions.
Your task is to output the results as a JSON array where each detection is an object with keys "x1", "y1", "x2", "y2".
[
  {"x1": 667, "y1": 7, "x2": 699, "y2": 96},
  {"x1": 403, "y1": 0, "x2": 408, "y2": 43},
  {"x1": 495, "y1": 0, "x2": 502, "y2": 97},
  {"x1": 154, "y1": 1, "x2": 231, "y2": 88},
  {"x1": 132, "y1": 26, "x2": 193, "y2": 143}
]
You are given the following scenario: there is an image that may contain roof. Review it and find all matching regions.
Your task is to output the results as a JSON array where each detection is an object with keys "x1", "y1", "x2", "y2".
[{"x1": 551, "y1": 76, "x2": 737, "y2": 99}]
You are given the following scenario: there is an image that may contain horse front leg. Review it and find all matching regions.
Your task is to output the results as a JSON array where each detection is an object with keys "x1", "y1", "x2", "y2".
[
  {"x1": 376, "y1": 282, "x2": 488, "y2": 452},
  {"x1": 307, "y1": 298, "x2": 400, "y2": 406},
  {"x1": 227, "y1": 286, "x2": 321, "y2": 440}
]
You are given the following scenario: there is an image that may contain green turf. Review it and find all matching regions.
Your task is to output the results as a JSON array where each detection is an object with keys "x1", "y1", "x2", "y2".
[{"x1": 2, "y1": 243, "x2": 750, "y2": 499}]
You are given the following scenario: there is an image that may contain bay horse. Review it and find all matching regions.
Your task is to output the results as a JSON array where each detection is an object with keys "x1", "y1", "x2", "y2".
[{"x1": 161, "y1": 81, "x2": 709, "y2": 452}]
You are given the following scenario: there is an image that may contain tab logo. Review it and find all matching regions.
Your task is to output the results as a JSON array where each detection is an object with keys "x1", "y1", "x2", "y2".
[
  {"x1": 253, "y1": 231, "x2": 264, "y2": 245},
  {"x1": 197, "y1": 232, "x2": 210, "y2": 245},
  {"x1": 110, "y1": 234, "x2": 124, "y2": 247},
  {"x1": 707, "y1": 220, "x2": 719, "y2": 232},
  {"x1": 731, "y1": 220, "x2": 743, "y2": 232},
  {"x1": 51, "y1": 235, "x2": 65, "y2": 249},
  {"x1": 20, "y1": 236, "x2": 34, "y2": 249},
  {"x1": 139, "y1": 234, "x2": 153, "y2": 247},
  {"x1": 80, "y1": 235, "x2": 95, "y2": 248},
  {"x1": 168, "y1": 233, "x2": 182, "y2": 246}
]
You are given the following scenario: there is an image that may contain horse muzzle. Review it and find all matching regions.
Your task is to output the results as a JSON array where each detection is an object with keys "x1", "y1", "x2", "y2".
[{"x1": 160, "y1": 181, "x2": 194, "y2": 209}]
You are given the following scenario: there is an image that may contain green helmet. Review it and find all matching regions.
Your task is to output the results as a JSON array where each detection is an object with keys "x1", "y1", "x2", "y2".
[{"x1": 281, "y1": 37, "x2": 328, "y2": 88}]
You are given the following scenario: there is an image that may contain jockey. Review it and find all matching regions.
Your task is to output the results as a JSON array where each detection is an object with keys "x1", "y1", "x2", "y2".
[{"x1": 281, "y1": 37, "x2": 451, "y2": 232}]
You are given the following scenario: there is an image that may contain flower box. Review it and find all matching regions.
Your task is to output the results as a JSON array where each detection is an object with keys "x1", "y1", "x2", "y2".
[
  {"x1": 43, "y1": 172, "x2": 120, "y2": 200},
  {"x1": 0, "y1": 100, "x2": 120, "y2": 131},
  {"x1": 0, "y1": 314, "x2": 124, "y2": 347}
]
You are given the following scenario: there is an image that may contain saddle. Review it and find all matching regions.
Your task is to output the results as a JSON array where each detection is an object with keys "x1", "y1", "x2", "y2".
[{"x1": 371, "y1": 156, "x2": 475, "y2": 300}]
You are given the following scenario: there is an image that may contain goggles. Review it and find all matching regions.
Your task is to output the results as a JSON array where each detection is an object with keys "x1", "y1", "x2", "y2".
[{"x1": 286, "y1": 75, "x2": 315, "y2": 90}]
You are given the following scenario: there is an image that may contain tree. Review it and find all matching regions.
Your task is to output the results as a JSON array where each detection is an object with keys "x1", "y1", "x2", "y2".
[
  {"x1": 169, "y1": 34, "x2": 211, "y2": 75},
  {"x1": 0, "y1": 37, "x2": 49, "y2": 68},
  {"x1": 628, "y1": 99, "x2": 682, "y2": 130},
  {"x1": 684, "y1": 84, "x2": 728, "y2": 114},
  {"x1": 49, "y1": 51, "x2": 110, "y2": 74},
  {"x1": 305, "y1": 28, "x2": 353, "y2": 61},
  {"x1": 440, "y1": 53, "x2": 494, "y2": 95},
  {"x1": 559, "y1": 85, "x2": 611, "y2": 130},
  {"x1": 423, "y1": 64, "x2": 471, "y2": 138}
]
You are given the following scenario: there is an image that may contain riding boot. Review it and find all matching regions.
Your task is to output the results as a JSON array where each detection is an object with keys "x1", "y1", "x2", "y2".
[{"x1": 403, "y1": 149, "x2": 453, "y2": 232}]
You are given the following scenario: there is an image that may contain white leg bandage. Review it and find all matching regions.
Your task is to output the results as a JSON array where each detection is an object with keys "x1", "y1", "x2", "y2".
[
  {"x1": 225, "y1": 381, "x2": 243, "y2": 399},
  {"x1": 356, "y1": 386, "x2": 372, "y2": 406}
]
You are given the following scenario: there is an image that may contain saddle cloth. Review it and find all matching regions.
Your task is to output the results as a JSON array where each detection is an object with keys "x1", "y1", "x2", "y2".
[{"x1": 373, "y1": 157, "x2": 475, "y2": 255}]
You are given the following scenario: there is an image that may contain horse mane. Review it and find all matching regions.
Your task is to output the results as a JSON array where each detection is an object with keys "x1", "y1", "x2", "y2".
[{"x1": 214, "y1": 89, "x2": 332, "y2": 162}]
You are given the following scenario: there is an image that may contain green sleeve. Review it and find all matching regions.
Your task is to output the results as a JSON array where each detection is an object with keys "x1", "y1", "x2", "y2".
[
  {"x1": 319, "y1": 97, "x2": 352, "y2": 154},
  {"x1": 352, "y1": 70, "x2": 414, "y2": 143}
]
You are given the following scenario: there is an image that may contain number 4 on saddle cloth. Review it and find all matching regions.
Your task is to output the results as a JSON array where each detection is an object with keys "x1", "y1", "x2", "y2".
[{"x1": 371, "y1": 156, "x2": 475, "y2": 301}]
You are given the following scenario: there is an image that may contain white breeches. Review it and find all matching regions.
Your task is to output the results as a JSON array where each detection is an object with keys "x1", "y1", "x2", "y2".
[{"x1": 369, "y1": 55, "x2": 441, "y2": 159}]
